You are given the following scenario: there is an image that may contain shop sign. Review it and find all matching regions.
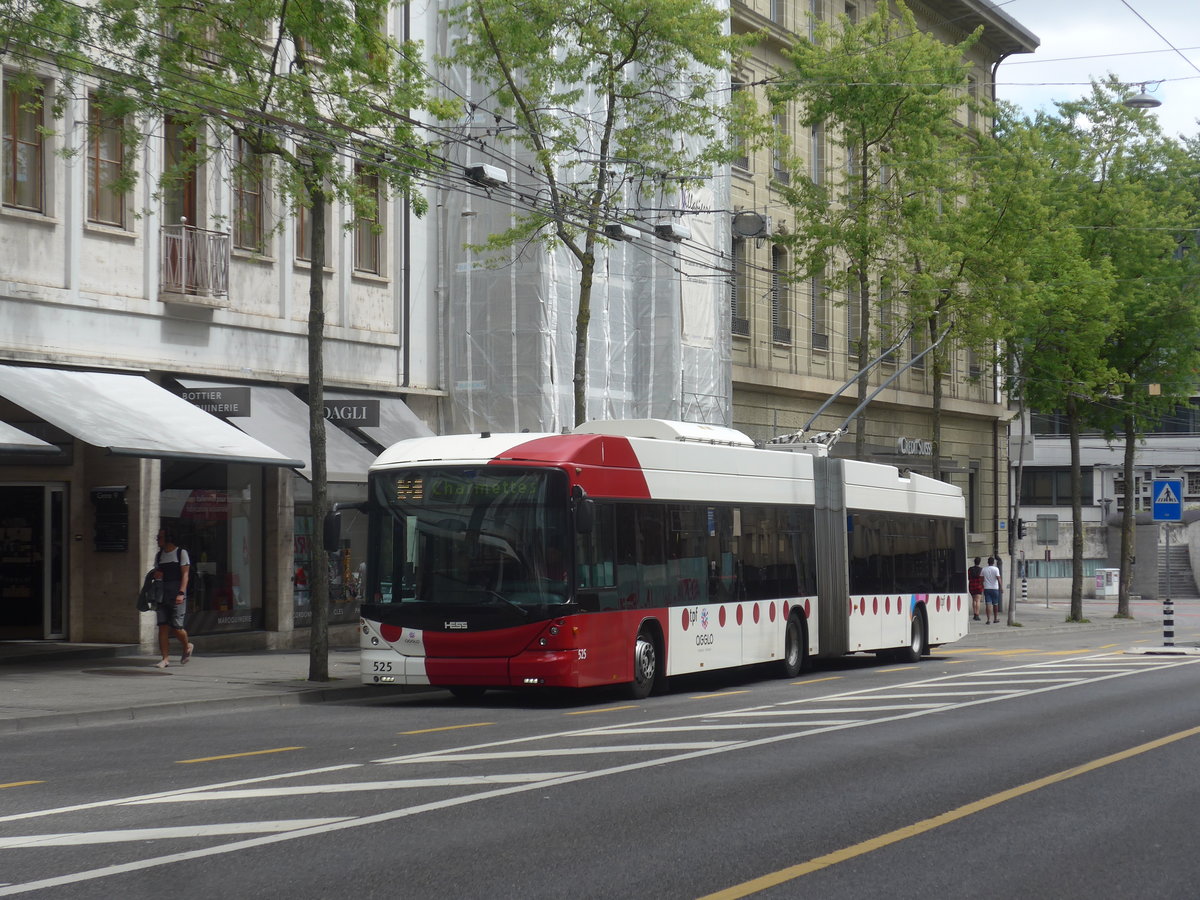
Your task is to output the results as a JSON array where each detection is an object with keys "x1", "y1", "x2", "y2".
[
  {"x1": 324, "y1": 399, "x2": 380, "y2": 428},
  {"x1": 180, "y1": 386, "x2": 251, "y2": 417},
  {"x1": 182, "y1": 489, "x2": 231, "y2": 520},
  {"x1": 896, "y1": 436, "x2": 933, "y2": 456}
]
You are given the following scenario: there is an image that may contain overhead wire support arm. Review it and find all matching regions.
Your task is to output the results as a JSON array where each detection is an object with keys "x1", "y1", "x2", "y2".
[
  {"x1": 829, "y1": 323, "x2": 955, "y2": 447},
  {"x1": 766, "y1": 325, "x2": 913, "y2": 447}
]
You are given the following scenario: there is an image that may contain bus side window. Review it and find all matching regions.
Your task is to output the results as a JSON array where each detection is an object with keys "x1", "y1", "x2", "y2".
[{"x1": 576, "y1": 505, "x2": 616, "y2": 590}]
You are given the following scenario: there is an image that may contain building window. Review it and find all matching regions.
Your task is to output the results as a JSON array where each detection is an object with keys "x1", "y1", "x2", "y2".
[
  {"x1": 3, "y1": 81, "x2": 44, "y2": 213},
  {"x1": 810, "y1": 122, "x2": 824, "y2": 185},
  {"x1": 87, "y1": 97, "x2": 125, "y2": 227},
  {"x1": 809, "y1": 0, "x2": 824, "y2": 41},
  {"x1": 966, "y1": 76, "x2": 978, "y2": 131},
  {"x1": 233, "y1": 137, "x2": 265, "y2": 252},
  {"x1": 811, "y1": 272, "x2": 828, "y2": 350},
  {"x1": 1021, "y1": 468, "x2": 1094, "y2": 507},
  {"x1": 844, "y1": 2, "x2": 858, "y2": 25},
  {"x1": 296, "y1": 188, "x2": 330, "y2": 264},
  {"x1": 731, "y1": 78, "x2": 750, "y2": 171},
  {"x1": 770, "y1": 0, "x2": 785, "y2": 26},
  {"x1": 731, "y1": 237, "x2": 749, "y2": 336},
  {"x1": 878, "y1": 285, "x2": 895, "y2": 360},
  {"x1": 353, "y1": 162, "x2": 382, "y2": 274},
  {"x1": 772, "y1": 112, "x2": 789, "y2": 184},
  {"x1": 846, "y1": 272, "x2": 861, "y2": 359},
  {"x1": 771, "y1": 246, "x2": 790, "y2": 344},
  {"x1": 909, "y1": 320, "x2": 926, "y2": 370}
]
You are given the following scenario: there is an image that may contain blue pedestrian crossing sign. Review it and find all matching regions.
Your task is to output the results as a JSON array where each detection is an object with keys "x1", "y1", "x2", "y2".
[{"x1": 1153, "y1": 479, "x2": 1183, "y2": 521}]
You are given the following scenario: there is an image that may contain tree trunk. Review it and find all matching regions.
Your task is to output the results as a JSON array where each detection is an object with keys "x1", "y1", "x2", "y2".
[
  {"x1": 1068, "y1": 395, "x2": 1084, "y2": 621},
  {"x1": 572, "y1": 249, "x2": 595, "y2": 428},
  {"x1": 307, "y1": 184, "x2": 330, "y2": 682},
  {"x1": 853, "y1": 268, "x2": 871, "y2": 457},
  {"x1": 1118, "y1": 411, "x2": 1137, "y2": 618}
]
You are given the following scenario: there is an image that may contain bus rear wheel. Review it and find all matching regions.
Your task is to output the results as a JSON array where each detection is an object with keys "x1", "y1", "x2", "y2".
[
  {"x1": 898, "y1": 612, "x2": 926, "y2": 663},
  {"x1": 630, "y1": 631, "x2": 657, "y2": 699},
  {"x1": 780, "y1": 616, "x2": 807, "y2": 678}
]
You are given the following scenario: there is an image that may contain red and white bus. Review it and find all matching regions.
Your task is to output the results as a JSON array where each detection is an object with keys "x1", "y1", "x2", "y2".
[{"x1": 357, "y1": 419, "x2": 968, "y2": 698}]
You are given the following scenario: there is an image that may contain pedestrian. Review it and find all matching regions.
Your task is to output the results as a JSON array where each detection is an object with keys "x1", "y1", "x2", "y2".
[
  {"x1": 968, "y1": 557, "x2": 984, "y2": 621},
  {"x1": 982, "y1": 556, "x2": 1003, "y2": 624},
  {"x1": 153, "y1": 527, "x2": 194, "y2": 668}
]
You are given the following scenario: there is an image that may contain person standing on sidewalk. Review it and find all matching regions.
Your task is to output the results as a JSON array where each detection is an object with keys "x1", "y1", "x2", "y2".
[
  {"x1": 982, "y1": 556, "x2": 1003, "y2": 624},
  {"x1": 153, "y1": 527, "x2": 194, "y2": 668},
  {"x1": 968, "y1": 558, "x2": 984, "y2": 622}
]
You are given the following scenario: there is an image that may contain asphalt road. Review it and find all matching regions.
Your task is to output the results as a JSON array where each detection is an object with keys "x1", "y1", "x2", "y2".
[{"x1": 4, "y1": 621, "x2": 1200, "y2": 899}]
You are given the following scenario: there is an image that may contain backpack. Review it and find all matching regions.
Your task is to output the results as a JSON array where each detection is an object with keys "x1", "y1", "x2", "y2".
[{"x1": 137, "y1": 570, "x2": 163, "y2": 612}]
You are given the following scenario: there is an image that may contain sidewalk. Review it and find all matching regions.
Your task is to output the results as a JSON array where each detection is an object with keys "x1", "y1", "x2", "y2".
[
  {"x1": 0, "y1": 645, "x2": 394, "y2": 735},
  {"x1": 0, "y1": 598, "x2": 1185, "y2": 735}
]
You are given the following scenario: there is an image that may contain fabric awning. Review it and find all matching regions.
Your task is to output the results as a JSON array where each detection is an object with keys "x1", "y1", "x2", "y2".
[
  {"x1": 179, "y1": 380, "x2": 377, "y2": 483},
  {"x1": 0, "y1": 366, "x2": 303, "y2": 467},
  {"x1": 325, "y1": 390, "x2": 433, "y2": 451},
  {"x1": 0, "y1": 420, "x2": 56, "y2": 454}
]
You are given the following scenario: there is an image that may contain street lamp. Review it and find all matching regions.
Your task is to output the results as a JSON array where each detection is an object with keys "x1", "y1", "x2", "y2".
[{"x1": 1124, "y1": 84, "x2": 1162, "y2": 110}]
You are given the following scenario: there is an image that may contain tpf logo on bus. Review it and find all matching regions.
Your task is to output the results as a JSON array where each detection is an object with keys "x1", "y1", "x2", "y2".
[{"x1": 688, "y1": 607, "x2": 715, "y2": 647}]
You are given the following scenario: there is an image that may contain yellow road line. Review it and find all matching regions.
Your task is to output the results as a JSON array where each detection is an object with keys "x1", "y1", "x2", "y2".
[
  {"x1": 880, "y1": 666, "x2": 918, "y2": 673},
  {"x1": 791, "y1": 676, "x2": 841, "y2": 686},
  {"x1": 398, "y1": 722, "x2": 494, "y2": 735},
  {"x1": 565, "y1": 706, "x2": 639, "y2": 716},
  {"x1": 698, "y1": 723, "x2": 1200, "y2": 900},
  {"x1": 691, "y1": 690, "x2": 752, "y2": 700},
  {"x1": 176, "y1": 747, "x2": 304, "y2": 764},
  {"x1": 0, "y1": 781, "x2": 44, "y2": 790}
]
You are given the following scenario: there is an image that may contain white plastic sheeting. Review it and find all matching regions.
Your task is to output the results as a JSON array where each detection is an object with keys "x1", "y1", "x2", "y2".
[{"x1": 435, "y1": 10, "x2": 733, "y2": 435}]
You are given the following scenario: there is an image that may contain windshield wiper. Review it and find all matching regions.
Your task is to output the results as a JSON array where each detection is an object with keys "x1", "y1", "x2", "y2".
[{"x1": 479, "y1": 590, "x2": 529, "y2": 617}]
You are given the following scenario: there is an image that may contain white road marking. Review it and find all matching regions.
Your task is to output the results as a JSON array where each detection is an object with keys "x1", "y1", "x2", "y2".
[
  {"x1": 130, "y1": 773, "x2": 581, "y2": 803},
  {"x1": 0, "y1": 765, "x2": 362, "y2": 825},
  {"x1": 0, "y1": 820, "x2": 350, "y2": 849},
  {"x1": 386, "y1": 742, "x2": 738, "y2": 763}
]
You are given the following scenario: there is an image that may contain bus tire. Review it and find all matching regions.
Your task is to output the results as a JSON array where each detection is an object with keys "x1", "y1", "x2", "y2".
[
  {"x1": 629, "y1": 630, "x2": 657, "y2": 699},
  {"x1": 448, "y1": 686, "x2": 487, "y2": 701},
  {"x1": 897, "y1": 610, "x2": 927, "y2": 663},
  {"x1": 780, "y1": 615, "x2": 807, "y2": 678}
]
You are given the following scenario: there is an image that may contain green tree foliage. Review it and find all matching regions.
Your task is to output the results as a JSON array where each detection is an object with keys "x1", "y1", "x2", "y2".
[
  {"x1": 770, "y1": 1, "x2": 979, "y2": 457},
  {"x1": 444, "y1": 0, "x2": 752, "y2": 425},
  {"x1": 1035, "y1": 79, "x2": 1200, "y2": 618},
  {"x1": 8, "y1": 0, "x2": 431, "y2": 679}
]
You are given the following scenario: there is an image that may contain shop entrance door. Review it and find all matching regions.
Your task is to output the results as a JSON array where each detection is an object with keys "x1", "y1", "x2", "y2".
[{"x1": 0, "y1": 484, "x2": 66, "y2": 639}]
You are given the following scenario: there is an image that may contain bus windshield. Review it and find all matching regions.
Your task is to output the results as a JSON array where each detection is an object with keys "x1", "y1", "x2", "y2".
[{"x1": 369, "y1": 466, "x2": 572, "y2": 612}]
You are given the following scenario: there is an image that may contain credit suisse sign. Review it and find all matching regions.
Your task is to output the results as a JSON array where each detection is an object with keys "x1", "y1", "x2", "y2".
[{"x1": 896, "y1": 436, "x2": 933, "y2": 456}]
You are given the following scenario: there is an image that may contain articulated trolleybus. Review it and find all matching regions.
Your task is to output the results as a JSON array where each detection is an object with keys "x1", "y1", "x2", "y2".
[{"x1": 358, "y1": 419, "x2": 968, "y2": 698}]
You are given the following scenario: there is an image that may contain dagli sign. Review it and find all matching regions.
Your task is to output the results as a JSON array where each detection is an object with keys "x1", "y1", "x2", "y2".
[{"x1": 896, "y1": 436, "x2": 933, "y2": 456}]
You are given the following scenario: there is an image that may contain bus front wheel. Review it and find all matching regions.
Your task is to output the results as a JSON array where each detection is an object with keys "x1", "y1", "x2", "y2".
[{"x1": 630, "y1": 631, "x2": 657, "y2": 699}]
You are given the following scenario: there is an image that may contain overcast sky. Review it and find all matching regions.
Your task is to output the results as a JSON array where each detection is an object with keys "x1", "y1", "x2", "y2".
[{"x1": 994, "y1": 0, "x2": 1200, "y2": 140}]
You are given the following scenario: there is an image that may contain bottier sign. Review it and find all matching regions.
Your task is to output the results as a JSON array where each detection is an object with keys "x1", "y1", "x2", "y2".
[{"x1": 180, "y1": 385, "x2": 379, "y2": 429}]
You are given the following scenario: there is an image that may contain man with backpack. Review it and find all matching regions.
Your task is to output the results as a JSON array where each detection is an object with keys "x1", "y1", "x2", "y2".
[{"x1": 153, "y1": 527, "x2": 194, "y2": 668}]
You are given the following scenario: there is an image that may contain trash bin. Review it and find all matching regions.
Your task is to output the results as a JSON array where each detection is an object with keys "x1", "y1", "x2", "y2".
[{"x1": 1095, "y1": 568, "x2": 1120, "y2": 599}]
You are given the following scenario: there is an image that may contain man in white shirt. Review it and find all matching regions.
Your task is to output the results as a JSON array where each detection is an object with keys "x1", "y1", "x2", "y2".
[{"x1": 982, "y1": 557, "x2": 1003, "y2": 624}]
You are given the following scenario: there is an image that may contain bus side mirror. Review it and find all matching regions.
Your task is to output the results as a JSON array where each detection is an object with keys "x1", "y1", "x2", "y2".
[
  {"x1": 323, "y1": 510, "x2": 341, "y2": 553},
  {"x1": 572, "y1": 484, "x2": 594, "y2": 534}
]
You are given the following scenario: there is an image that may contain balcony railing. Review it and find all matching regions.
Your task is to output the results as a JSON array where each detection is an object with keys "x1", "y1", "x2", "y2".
[{"x1": 161, "y1": 221, "x2": 229, "y2": 300}]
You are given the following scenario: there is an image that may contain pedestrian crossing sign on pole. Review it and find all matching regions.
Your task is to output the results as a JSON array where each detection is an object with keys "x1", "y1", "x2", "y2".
[{"x1": 1152, "y1": 479, "x2": 1183, "y2": 521}]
